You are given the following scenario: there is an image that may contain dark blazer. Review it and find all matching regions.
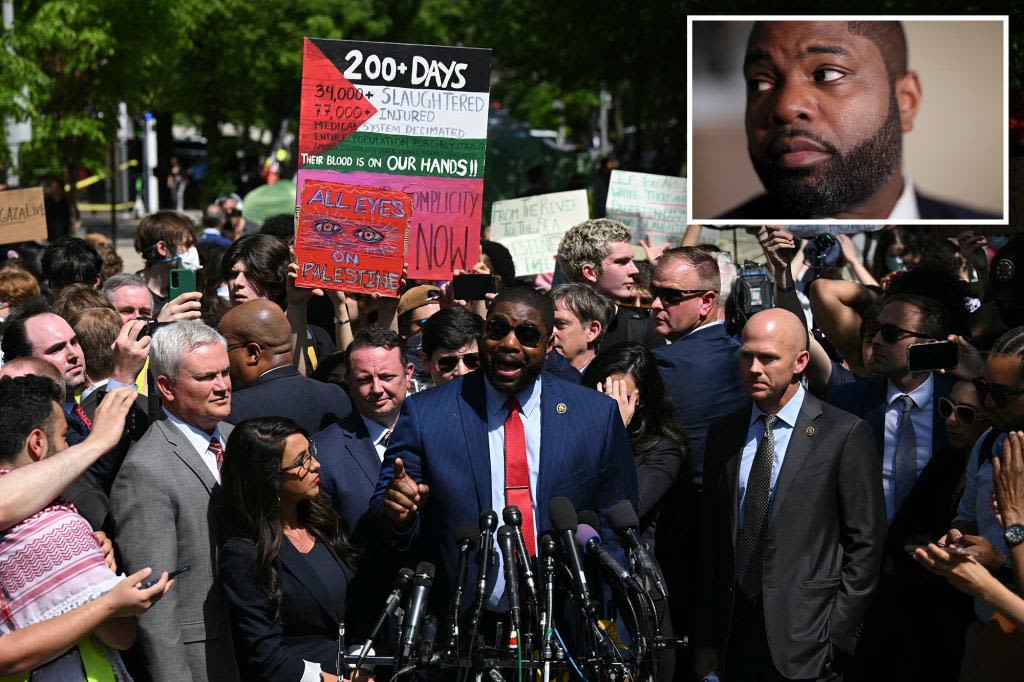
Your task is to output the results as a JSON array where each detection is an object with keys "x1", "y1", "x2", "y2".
[
  {"x1": 653, "y1": 323, "x2": 748, "y2": 488},
  {"x1": 603, "y1": 306, "x2": 666, "y2": 350},
  {"x1": 543, "y1": 350, "x2": 582, "y2": 383},
  {"x1": 634, "y1": 437, "x2": 685, "y2": 553},
  {"x1": 313, "y1": 412, "x2": 381, "y2": 542},
  {"x1": 828, "y1": 376, "x2": 966, "y2": 570},
  {"x1": 80, "y1": 387, "x2": 151, "y2": 488},
  {"x1": 368, "y1": 370, "x2": 639, "y2": 615},
  {"x1": 696, "y1": 393, "x2": 886, "y2": 679},
  {"x1": 227, "y1": 365, "x2": 352, "y2": 436},
  {"x1": 718, "y1": 190, "x2": 999, "y2": 220},
  {"x1": 220, "y1": 536, "x2": 352, "y2": 682}
]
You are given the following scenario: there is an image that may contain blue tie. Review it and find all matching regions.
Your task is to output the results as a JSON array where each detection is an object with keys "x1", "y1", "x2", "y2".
[{"x1": 892, "y1": 395, "x2": 918, "y2": 514}]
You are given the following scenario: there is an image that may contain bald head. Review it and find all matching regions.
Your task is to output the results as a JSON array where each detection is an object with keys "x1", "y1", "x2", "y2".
[
  {"x1": 218, "y1": 300, "x2": 293, "y2": 389},
  {"x1": 0, "y1": 356, "x2": 68, "y2": 396},
  {"x1": 739, "y1": 308, "x2": 810, "y2": 411}
]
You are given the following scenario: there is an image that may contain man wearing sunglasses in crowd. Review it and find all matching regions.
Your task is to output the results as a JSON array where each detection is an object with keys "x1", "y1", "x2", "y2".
[
  {"x1": 919, "y1": 326, "x2": 1024, "y2": 678},
  {"x1": 419, "y1": 306, "x2": 483, "y2": 386},
  {"x1": 371, "y1": 286, "x2": 638, "y2": 646},
  {"x1": 829, "y1": 293, "x2": 975, "y2": 680}
]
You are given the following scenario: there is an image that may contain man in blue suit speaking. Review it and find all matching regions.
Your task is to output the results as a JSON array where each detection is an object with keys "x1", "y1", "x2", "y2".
[{"x1": 370, "y1": 286, "x2": 639, "y2": 630}]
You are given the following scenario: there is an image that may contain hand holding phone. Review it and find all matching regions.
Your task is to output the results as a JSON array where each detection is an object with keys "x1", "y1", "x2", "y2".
[
  {"x1": 452, "y1": 274, "x2": 497, "y2": 301},
  {"x1": 907, "y1": 340, "x2": 958, "y2": 373},
  {"x1": 140, "y1": 564, "x2": 191, "y2": 589}
]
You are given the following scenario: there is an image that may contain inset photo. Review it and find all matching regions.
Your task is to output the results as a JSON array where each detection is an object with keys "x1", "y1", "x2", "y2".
[{"x1": 688, "y1": 16, "x2": 1007, "y2": 225}]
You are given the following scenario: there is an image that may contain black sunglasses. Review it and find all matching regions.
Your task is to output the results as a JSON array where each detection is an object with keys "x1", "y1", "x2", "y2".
[
  {"x1": 937, "y1": 396, "x2": 983, "y2": 425},
  {"x1": 484, "y1": 317, "x2": 543, "y2": 348},
  {"x1": 869, "y1": 322, "x2": 941, "y2": 344},
  {"x1": 436, "y1": 352, "x2": 480, "y2": 374},
  {"x1": 973, "y1": 378, "x2": 1024, "y2": 410},
  {"x1": 651, "y1": 285, "x2": 715, "y2": 306}
]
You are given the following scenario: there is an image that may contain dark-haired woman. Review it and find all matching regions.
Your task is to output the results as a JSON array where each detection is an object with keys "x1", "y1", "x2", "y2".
[
  {"x1": 582, "y1": 342, "x2": 689, "y2": 682},
  {"x1": 219, "y1": 417, "x2": 366, "y2": 682}
]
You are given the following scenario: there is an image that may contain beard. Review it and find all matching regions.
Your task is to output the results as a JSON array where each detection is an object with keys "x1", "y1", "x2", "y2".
[
  {"x1": 480, "y1": 350, "x2": 544, "y2": 395},
  {"x1": 750, "y1": 94, "x2": 903, "y2": 218}
]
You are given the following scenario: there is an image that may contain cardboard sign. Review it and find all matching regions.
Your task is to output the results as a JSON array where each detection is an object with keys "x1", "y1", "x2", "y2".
[
  {"x1": 293, "y1": 180, "x2": 411, "y2": 296},
  {"x1": 605, "y1": 170, "x2": 687, "y2": 245},
  {"x1": 490, "y1": 190, "x2": 589, "y2": 276},
  {"x1": 297, "y1": 38, "x2": 491, "y2": 279},
  {"x1": 0, "y1": 187, "x2": 46, "y2": 244}
]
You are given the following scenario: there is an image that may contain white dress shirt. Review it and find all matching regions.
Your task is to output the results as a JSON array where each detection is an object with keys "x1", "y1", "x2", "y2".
[
  {"x1": 886, "y1": 175, "x2": 921, "y2": 221},
  {"x1": 882, "y1": 375, "x2": 934, "y2": 523},
  {"x1": 163, "y1": 409, "x2": 224, "y2": 483},
  {"x1": 360, "y1": 415, "x2": 392, "y2": 462}
]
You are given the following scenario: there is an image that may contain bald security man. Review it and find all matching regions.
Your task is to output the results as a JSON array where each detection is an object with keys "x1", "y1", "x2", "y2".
[
  {"x1": 695, "y1": 309, "x2": 885, "y2": 682},
  {"x1": 221, "y1": 300, "x2": 352, "y2": 435}
]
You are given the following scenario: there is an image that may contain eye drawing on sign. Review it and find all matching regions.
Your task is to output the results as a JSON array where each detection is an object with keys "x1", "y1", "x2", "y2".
[{"x1": 298, "y1": 213, "x2": 401, "y2": 257}]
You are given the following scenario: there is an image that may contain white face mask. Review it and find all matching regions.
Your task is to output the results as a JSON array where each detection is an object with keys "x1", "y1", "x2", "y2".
[{"x1": 178, "y1": 246, "x2": 202, "y2": 271}]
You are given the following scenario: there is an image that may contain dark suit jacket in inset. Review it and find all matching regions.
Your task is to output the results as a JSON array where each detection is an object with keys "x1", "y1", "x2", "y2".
[
  {"x1": 312, "y1": 412, "x2": 381, "y2": 542},
  {"x1": 220, "y1": 536, "x2": 353, "y2": 682},
  {"x1": 653, "y1": 323, "x2": 748, "y2": 488},
  {"x1": 368, "y1": 371, "x2": 639, "y2": 622},
  {"x1": 227, "y1": 365, "x2": 352, "y2": 436},
  {"x1": 828, "y1": 376, "x2": 966, "y2": 569},
  {"x1": 696, "y1": 393, "x2": 886, "y2": 679},
  {"x1": 718, "y1": 190, "x2": 999, "y2": 220}
]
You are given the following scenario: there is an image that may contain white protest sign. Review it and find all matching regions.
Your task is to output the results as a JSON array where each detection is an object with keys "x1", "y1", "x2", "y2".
[
  {"x1": 491, "y1": 190, "x2": 589, "y2": 275},
  {"x1": 605, "y1": 170, "x2": 686, "y2": 245}
]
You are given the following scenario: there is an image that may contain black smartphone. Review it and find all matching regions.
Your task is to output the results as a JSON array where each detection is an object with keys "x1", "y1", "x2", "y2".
[
  {"x1": 168, "y1": 268, "x2": 197, "y2": 301},
  {"x1": 139, "y1": 564, "x2": 191, "y2": 589},
  {"x1": 134, "y1": 318, "x2": 171, "y2": 340},
  {"x1": 907, "y1": 340, "x2": 958, "y2": 372},
  {"x1": 452, "y1": 274, "x2": 498, "y2": 300}
]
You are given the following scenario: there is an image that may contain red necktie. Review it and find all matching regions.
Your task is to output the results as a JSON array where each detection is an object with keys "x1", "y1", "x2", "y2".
[
  {"x1": 504, "y1": 397, "x2": 536, "y2": 556},
  {"x1": 72, "y1": 403, "x2": 93, "y2": 430},
  {"x1": 208, "y1": 436, "x2": 224, "y2": 470}
]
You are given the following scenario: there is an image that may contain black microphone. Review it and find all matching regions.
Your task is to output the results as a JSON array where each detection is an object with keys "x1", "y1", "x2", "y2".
[
  {"x1": 577, "y1": 509, "x2": 600, "y2": 531},
  {"x1": 608, "y1": 500, "x2": 667, "y2": 598},
  {"x1": 548, "y1": 496, "x2": 596, "y2": 618},
  {"x1": 355, "y1": 567, "x2": 414, "y2": 668},
  {"x1": 539, "y1": 532, "x2": 558, "y2": 659},
  {"x1": 421, "y1": 615, "x2": 439, "y2": 664},
  {"x1": 575, "y1": 523, "x2": 642, "y2": 591},
  {"x1": 401, "y1": 562, "x2": 435, "y2": 660},
  {"x1": 466, "y1": 509, "x2": 498, "y2": 655},
  {"x1": 446, "y1": 521, "x2": 478, "y2": 652},
  {"x1": 497, "y1": 525, "x2": 523, "y2": 648},
  {"x1": 502, "y1": 505, "x2": 540, "y2": 612}
]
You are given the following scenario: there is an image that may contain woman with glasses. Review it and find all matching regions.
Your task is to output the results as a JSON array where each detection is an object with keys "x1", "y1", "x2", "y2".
[
  {"x1": 218, "y1": 417, "x2": 365, "y2": 682},
  {"x1": 940, "y1": 380, "x2": 992, "y2": 453}
]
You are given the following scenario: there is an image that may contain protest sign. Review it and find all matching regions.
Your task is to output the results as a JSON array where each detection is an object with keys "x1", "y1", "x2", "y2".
[
  {"x1": 293, "y1": 180, "x2": 412, "y2": 297},
  {"x1": 605, "y1": 170, "x2": 687, "y2": 245},
  {"x1": 0, "y1": 187, "x2": 46, "y2": 245},
  {"x1": 298, "y1": 38, "x2": 491, "y2": 279},
  {"x1": 490, "y1": 190, "x2": 589, "y2": 276}
]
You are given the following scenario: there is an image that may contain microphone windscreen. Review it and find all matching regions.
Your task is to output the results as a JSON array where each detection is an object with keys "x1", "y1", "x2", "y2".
[
  {"x1": 577, "y1": 510, "x2": 600, "y2": 530},
  {"x1": 456, "y1": 521, "x2": 479, "y2": 548},
  {"x1": 415, "y1": 561, "x2": 435, "y2": 585},
  {"x1": 497, "y1": 525, "x2": 516, "y2": 541},
  {"x1": 608, "y1": 500, "x2": 640, "y2": 532},
  {"x1": 549, "y1": 496, "x2": 578, "y2": 532},
  {"x1": 502, "y1": 505, "x2": 522, "y2": 527},
  {"x1": 539, "y1": 531, "x2": 559, "y2": 557},
  {"x1": 479, "y1": 509, "x2": 499, "y2": 532},
  {"x1": 396, "y1": 567, "x2": 415, "y2": 588},
  {"x1": 574, "y1": 523, "x2": 600, "y2": 549}
]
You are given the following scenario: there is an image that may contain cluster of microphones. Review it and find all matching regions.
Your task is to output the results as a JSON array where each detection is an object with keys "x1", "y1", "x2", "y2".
[{"x1": 349, "y1": 497, "x2": 672, "y2": 681}]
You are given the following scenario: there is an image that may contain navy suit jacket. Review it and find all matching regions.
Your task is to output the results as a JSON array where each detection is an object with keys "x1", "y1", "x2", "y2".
[
  {"x1": 543, "y1": 350, "x2": 582, "y2": 383},
  {"x1": 312, "y1": 412, "x2": 381, "y2": 542},
  {"x1": 227, "y1": 365, "x2": 352, "y2": 436},
  {"x1": 718, "y1": 190, "x2": 999, "y2": 220},
  {"x1": 368, "y1": 370, "x2": 639, "y2": 616},
  {"x1": 653, "y1": 323, "x2": 748, "y2": 489},
  {"x1": 828, "y1": 375, "x2": 966, "y2": 570},
  {"x1": 220, "y1": 536, "x2": 354, "y2": 682}
]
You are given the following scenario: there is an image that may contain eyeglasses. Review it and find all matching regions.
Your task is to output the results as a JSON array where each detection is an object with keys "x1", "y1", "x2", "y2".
[
  {"x1": 280, "y1": 443, "x2": 317, "y2": 474},
  {"x1": 973, "y1": 378, "x2": 1024, "y2": 410},
  {"x1": 937, "y1": 396, "x2": 983, "y2": 425},
  {"x1": 436, "y1": 352, "x2": 480, "y2": 374},
  {"x1": 651, "y1": 285, "x2": 715, "y2": 306},
  {"x1": 484, "y1": 317, "x2": 543, "y2": 348},
  {"x1": 868, "y1": 322, "x2": 941, "y2": 344}
]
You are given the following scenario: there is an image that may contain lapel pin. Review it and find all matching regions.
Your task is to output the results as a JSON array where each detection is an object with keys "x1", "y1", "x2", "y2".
[
  {"x1": 805, "y1": 426, "x2": 815, "y2": 437},
  {"x1": 556, "y1": 403, "x2": 567, "y2": 414}
]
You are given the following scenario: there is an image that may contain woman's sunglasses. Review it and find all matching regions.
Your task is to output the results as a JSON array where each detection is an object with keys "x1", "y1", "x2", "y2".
[
  {"x1": 436, "y1": 352, "x2": 480, "y2": 374},
  {"x1": 936, "y1": 397, "x2": 983, "y2": 425},
  {"x1": 484, "y1": 317, "x2": 543, "y2": 348},
  {"x1": 973, "y1": 378, "x2": 1024, "y2": 410}
]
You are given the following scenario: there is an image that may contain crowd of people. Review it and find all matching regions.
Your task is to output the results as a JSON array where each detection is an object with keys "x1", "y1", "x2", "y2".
[{"x1": 0, "y1": 214, "x2": 1022, "y2": 682}]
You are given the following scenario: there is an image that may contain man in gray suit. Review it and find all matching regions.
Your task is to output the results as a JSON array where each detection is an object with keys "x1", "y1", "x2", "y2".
[
  {"x1": 695, "y1": 309, "x2": 885, "y2": 682},
  {"x1": 111, "y1": 321, "x2": 240, "y2": 682}
]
